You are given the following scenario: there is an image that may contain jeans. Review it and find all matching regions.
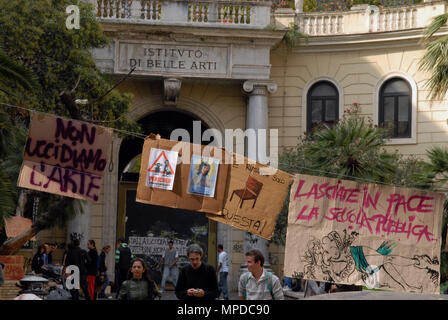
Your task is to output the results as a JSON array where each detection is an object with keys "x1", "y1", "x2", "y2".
[
  {"x1": 218, "y1": 272, "x2": 228, "y2": 300},
  {"x1": 99, "y1": 272, "x2": 109, "y2": 296},
  {"x1": 160, "y1": 265, "x2": 178, "y2": 291}
]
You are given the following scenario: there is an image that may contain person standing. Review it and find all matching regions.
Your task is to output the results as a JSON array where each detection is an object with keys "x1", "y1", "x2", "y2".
[
  {"x1": 64, "y1": 239, "x2": 90, "y2": 300},
  {"x1": 98, "y1": 245, "x2": 111, "y2": 298},
  {"x1": 175, "y1": 244, "x2": 218, "y2": 301},
  {"x1": 157, "y1": 240, "x2": 179, "y2": 293},
  {"x1": 238, "y1": 249, "x2": 284, "y2": 300},
  {"x1": 118, "y1": 258, "x2": 160, "y2": 300},
  {"x1": 115, "y1": 238, "x2": 133, "y2": 297},
  {"x1": 216, "y1": 244, "x2": 229, "y2": 300},
  {"x1": 86, "y1": 240, "x2": 99, "y2": 300}
]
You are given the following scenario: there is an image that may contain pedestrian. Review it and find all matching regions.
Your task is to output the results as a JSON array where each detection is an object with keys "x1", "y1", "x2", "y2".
[
  {"x1": 238, "y1": 249, "x2": 284, "y2": 300},
  {"x1": 118, "y1": 258, "x2": 160, "y2": 300},
  {"x1": 98, "y1": 245, "x2": 111, "y2": 298},
  {"x1": 157, "y1": 240, "x2": 179, "y2": 293},
  {"x1": 115, "y1": 238, "x2": 133, "y2": 298},
  {"x1": 175, "y1": 244, "x2": 218, "y2": 300},
  {"x1": 86, "y1": 240, "x2": 99, "y2": 300},
  {"x1": 64, "y1": 239, "x2": 90, "y2": 300},
  {"x1": 216, "y1": 244, "x2": 229, "y2": 300},
  {"x1": 0, "y1": 262, "x2": 4, "y2": 286},
  {"x1": 31, "y1": 244, "x2": 46, "y2": 274}
]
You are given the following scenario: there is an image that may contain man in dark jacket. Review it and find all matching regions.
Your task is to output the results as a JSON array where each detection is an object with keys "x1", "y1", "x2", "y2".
[
  {"x1": 175, "y1": 244, "x2": 218, "y2": 301},
  {"x1": 64, "y1": 239, "x2": 90, "y2": 300},
  {"x1": 115, "y1": 238, "x2": 133, "y2": 297}
]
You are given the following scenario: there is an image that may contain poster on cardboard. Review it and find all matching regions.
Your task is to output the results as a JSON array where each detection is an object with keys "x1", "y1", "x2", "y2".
[
  {"x1": 284, "y1": 174, "x2": 445, "y2": 294},
  {"x1": 187, "y1": 155, "x2": 220, "y2": 197},
  {"x1": 136, "y1": 135, "x2": 229, "y2": 214},
  {"x1": 17, "y1": 113, "x2": 113, "y2": 202},
  {"x1": 146, "y1": 148, "x2": 178, "y2": 190},
  {"x1": 207, "y1": 153, "x2": 293, "y2": 240}
]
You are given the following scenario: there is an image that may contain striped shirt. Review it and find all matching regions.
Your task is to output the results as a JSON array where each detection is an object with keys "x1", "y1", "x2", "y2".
[{"x1": 238, "y1": 269, "x2": 284, "y2": 300}]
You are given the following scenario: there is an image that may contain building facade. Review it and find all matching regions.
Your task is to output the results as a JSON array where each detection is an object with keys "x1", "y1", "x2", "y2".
[{"x1": 34, "y1": 0, "x2": 448, "y2": 293}]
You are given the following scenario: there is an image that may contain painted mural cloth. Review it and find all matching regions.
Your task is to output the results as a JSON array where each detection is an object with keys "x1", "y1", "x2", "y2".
[{"x1": 284, "y1": 174, "x2": 444, "y2": 294}]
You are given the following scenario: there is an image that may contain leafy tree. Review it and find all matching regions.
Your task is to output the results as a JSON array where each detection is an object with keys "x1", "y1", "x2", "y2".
[
  {"x1": 419, "y1": 13, "x2": 448, "y2": 100},
  {"x1": 0, "y1": 0, "x2": 141, "y2": 254}
]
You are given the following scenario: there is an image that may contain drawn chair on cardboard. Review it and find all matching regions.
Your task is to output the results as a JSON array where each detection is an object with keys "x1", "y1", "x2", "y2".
[{"x1": 230, "y1": 176, "x2": 263, "y2": 208}]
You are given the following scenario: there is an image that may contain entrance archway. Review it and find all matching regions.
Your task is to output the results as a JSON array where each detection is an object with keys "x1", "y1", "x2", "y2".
[{"x1": 117, "y1": 109, "x2": 217, "y2": 286}]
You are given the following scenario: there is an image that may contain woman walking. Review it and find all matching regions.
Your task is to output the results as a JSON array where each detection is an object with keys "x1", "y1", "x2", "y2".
[{"x1": 118, "y1": 258, "x2": 160, "y2": 300}]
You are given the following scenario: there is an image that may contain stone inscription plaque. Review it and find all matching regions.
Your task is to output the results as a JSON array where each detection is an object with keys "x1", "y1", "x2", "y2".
[{"x1": 117, "y1": 42, "x2": 229, "y2": 77}]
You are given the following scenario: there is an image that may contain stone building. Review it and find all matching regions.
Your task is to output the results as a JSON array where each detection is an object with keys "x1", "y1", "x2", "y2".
[{"x1": 33, "y1": 0, "x2": 448, "y2": 293}]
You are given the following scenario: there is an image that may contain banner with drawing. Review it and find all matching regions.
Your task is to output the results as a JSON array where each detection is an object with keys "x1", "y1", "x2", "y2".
[
  {"x1": 17, "y1": 113, "x2": 113, "y2": 202},
  {"x1": 284, "y1": 174, "x2": 445, "y2": 294}
]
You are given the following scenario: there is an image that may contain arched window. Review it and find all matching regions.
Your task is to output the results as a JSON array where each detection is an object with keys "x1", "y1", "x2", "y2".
[
  {"x1": 379, "y1": 78, "x2": 411, "y2": 138},
  {"x1": 307, "y1": 81, "x2": 339, "y2": 132}
]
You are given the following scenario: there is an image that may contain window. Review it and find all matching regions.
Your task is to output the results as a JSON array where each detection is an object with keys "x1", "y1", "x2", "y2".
[
  {"x1": 379, "y1": 78, "x2": 411, "y2": 138},
  {"x1": 307, "y1": 81, "x2": 339, "y2": 132}
]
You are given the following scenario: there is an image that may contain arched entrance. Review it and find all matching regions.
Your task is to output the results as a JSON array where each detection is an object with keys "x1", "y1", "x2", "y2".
[{"x1": 117, "y1": 109, "x2": 217, "y2": 286}]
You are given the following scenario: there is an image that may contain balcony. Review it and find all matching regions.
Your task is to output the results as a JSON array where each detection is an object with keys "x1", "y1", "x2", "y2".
[
  {"x1": 294, "y1": 1, "x2": 447, "y2": 36},
  {"x1": 94, "y1": 0, "x2": 272, "y2": 29}
]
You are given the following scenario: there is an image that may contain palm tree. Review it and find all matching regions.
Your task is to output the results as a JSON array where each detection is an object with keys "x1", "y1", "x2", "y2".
[
  {"x1": 419, "y1": 13, "x2": 448, "y2": 100},
  {"x1": 0, "y1": 49, "x2": 37, "y2": 95}
]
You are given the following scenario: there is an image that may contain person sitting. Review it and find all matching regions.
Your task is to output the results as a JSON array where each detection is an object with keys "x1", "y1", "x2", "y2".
[{"x1": 31, "y1": 245, "x2": 46, "y2": 274}]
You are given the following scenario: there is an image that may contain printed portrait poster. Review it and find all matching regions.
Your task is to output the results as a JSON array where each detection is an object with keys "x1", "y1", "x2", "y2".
[
  {"x1": 187, "y1": 155, "x2": 220, "y2": 197},
  {"x1": 284, "y1": 174, "x2": 445, "y2": 294},
  {"x1": 17, "y1": 113, "x2": 113, "y2": 202},
  {"x1": 146, "y1": 148, "x2": 178, "y2": 190},
  {"x1": 136, "y1": 134, "x2": 229, "y2": 214},
  {"x1": 207, "y1": 153, "x2": 293, "y2": 240}
]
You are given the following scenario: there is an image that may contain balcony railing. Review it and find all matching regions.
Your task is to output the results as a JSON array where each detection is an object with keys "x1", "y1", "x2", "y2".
[
  {"x1": 94, "y1": 0, "x2": 272, "y2": 28},
  {"x1": 296, "y1": 1, "x2": 447, "y2": 36}
]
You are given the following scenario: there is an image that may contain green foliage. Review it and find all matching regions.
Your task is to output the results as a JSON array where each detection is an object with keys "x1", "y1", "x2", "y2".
[
  {"x1": 0, "y1": 0, "x2": 140, "y2": 134},
  {"x1": 0, "y1": 0, "x2": 141, "y2": 238},
  {"x1": 419, "y1": 13, "x2": 448, "y2": 100},
  {"x1": 284, "y1": 23, "x2": 309, "y2": 48}
]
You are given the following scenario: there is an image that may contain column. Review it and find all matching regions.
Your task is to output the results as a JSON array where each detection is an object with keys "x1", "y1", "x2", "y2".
[{"x1": 241, "y1": 80, "x2": 277, "y2": 273}]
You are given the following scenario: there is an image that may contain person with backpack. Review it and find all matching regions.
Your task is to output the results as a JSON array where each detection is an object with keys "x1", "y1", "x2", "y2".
[
  {"x1": 238, "y1": 249, "x2": 284, "y2": 300},
  {"x1": 64, "y1": 239, "x2": 90, "y2": 300}
]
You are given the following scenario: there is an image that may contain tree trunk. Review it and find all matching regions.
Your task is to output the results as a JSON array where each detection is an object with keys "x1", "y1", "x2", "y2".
[
  {"x1": 0, "y1": 197, "x2": 73, "y2": 255},
  {"x1": 15, "y1": 189, "x2": 30, "y2": 217},
  {"x1": 0, "y1": 224, "x2": 40, "y2": 255}
]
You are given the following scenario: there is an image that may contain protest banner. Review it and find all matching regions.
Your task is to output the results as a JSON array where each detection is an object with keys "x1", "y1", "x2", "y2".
[
  {"x1": 128, "y1": 236, "x2": 189, "y2": 256},
  {"x1": 207, "y1": 153, "x2": 293, "y2": 240},
  {"x1": 136, "y1": 135, "x2": 229, "y2": 214},
  {"x1": 284, "y1": 174, "x2": 445, "y2": 294},
  {"x1": 17, "y1": 113, "x2": 113, "y2": 202}
]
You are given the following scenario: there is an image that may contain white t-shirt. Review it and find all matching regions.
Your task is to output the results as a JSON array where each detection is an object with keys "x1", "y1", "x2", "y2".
[{"x1": 218, "y1": 251, "x2": 229, "y2": 273}]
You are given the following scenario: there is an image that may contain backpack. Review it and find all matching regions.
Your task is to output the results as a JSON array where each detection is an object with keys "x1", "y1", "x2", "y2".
[{"x1": 241, "y1": 271, "x2": 275, "y2": 300}]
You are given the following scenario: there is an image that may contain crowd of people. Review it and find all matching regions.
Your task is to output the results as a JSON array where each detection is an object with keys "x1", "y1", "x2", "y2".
[{"x1": 25, "y1": 239, "x2": 347, "y2": 301}]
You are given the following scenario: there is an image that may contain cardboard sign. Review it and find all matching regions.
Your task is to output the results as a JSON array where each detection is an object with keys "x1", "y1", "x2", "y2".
[
  {"x1": 146, "y1": 148, "x2": 178, "y2": 190},
  {"x1": 17, "y1": 113, "x2": 113, "y2": 201},
  {"x1": 207, "y1": 153, "x2": 293, "y2": 240},
  {"x1": 284, "y1": 174, "x2": 445, "y2": 294},
  {"x1": 136, "y1": 135, "x2": 229, "y2": 214},
  {"x1": 4, "y1": 216, "x2": 35, "y2": 241}
]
